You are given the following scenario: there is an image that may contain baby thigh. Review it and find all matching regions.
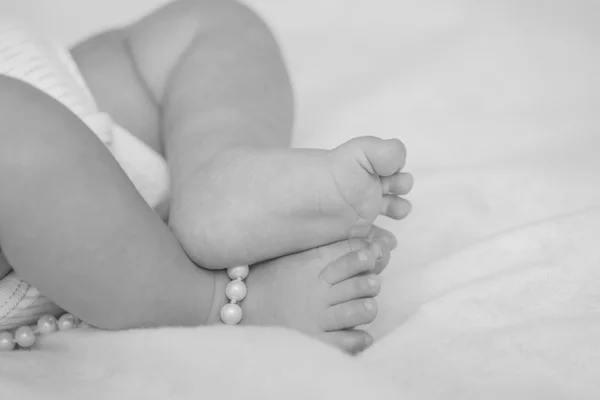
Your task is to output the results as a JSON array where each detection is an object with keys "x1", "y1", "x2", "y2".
[{"x1": 0, "y1": 76, "x2": 168, "y2": 327}]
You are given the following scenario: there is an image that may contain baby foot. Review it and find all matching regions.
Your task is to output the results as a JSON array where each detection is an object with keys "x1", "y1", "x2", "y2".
[
  {"x1": 327, "y1": 136, "x2": 413, "y2": 238},
  {"x1": 209, "y1": 235, "x2": 391, "y2": 354},
  {"x1": 170, "y1": 137, "x2": 411, "y2": 269}
]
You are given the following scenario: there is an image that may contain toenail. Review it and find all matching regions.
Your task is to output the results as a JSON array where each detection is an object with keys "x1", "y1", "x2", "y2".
[
  {"x1": 379, "y1": 235, "x2": 397, "y2": 250},
  {"x1": 365, "y1": 335, "x2": 373, "y2": 348},
  {"x1": 364, "y1": 299, "x2": 375, "y2": 312},
  {"x1": 370, "y1": 242, "x2": 382, "y2": 260},
  {"x1": 405, "y1": 174, "x2": 414, "y2": 189},
  {"x1": 367, "y1": 276, "x2": 378, "y2": 289},
  {"x1": 357, "y1": 249, "x2": 369, "y2": 261}
]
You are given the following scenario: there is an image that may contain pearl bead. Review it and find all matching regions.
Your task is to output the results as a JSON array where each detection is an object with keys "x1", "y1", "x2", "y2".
[
  {"x1": 227, "y1": 265, "x2": 249, "y2": 280},
  {"x1": 225, "y1": 280, "x2": 247, "y2": 302},
  {"x1": 220, "y1": 303, "x2": 243, "y2": 325},
  {"x1": 37, "y1": 315, "x2": 58, "y2": 334},
  {"x1": 14, "y1": 326, "x2": 36, "y2": 348},
  {"x1": 58, "y1": 314, "x2": 78, "y2": 330},
  {"x1": 0, "y1": 331, "x2": 15, "y2": 351}
]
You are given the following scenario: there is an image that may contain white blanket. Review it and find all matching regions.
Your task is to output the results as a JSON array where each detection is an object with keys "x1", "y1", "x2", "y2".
[{"x1": 1, "y1": 0, "x2": 599, "y2": 398}]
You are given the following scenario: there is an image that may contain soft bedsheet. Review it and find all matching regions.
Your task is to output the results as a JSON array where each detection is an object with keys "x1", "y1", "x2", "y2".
[{"x1": 1, "y1": 0, "x2": 599, "y2": 398}]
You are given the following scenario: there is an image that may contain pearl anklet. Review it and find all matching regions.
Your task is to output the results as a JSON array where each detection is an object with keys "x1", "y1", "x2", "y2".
[
  {"x1": 220, "y1": 266, "x2": 249, "y2": 325},
  {"x1": 0, "y1": 313, "x2": 84, "y2": 351},
  {"x1": 0, "y1": 266, "x2": 249, "y2": 350}
]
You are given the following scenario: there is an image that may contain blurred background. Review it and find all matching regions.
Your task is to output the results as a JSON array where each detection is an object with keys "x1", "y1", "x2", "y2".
[{"x1": 0, "y1": 0, "x2": 167, "y2": 43}]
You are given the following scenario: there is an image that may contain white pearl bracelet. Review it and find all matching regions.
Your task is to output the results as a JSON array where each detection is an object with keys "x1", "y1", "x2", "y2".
[
  {"x1": 0, "y1": 267, "x2": 250, "y2": 349},
  {"x1": 0, "y1": 313, "x2": 85, "y2": 351},
  {"x1": 220, "y1": 265, "x2": 249, "y2": 325}
]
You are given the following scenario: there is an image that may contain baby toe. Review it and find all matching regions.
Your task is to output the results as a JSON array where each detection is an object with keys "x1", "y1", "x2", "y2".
[
  {"x1": 318, "y1": 329, "x2": 374, "y2": 355},
  {"x1": 318, "y1": 298, "x2": 378, "y2": 331},
  {"x1": 371, "y1": 242, "x2": 391, "y2": 275},
  {"x1": 381, "y1": 172, "x2": 413, "y2": 196},
  {"x1": 328, "y1": 274, "x2": 381, "y2": 306},
  {"x1": 380, "y1": 195, "x2": 412, "y2": 220},
  {"x1": 320, "y1": 247, "x2": 376, "y2": 285},
  {"x1": 367, "y1": 225, "x2": 398, "y2": 250}
]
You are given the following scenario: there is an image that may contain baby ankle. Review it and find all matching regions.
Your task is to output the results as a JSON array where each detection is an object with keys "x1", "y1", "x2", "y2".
[{"x1": 205, "y1": 270, "x2": 229, "y2": 325}]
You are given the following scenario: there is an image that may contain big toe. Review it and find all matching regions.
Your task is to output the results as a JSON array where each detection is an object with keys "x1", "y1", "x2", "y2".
[
  {"x1": 318, "y1": 329, "x2": 374, "y2": 354},
  {"x1": 338, "y1": 136, "x2": 407, "y2": 177}
]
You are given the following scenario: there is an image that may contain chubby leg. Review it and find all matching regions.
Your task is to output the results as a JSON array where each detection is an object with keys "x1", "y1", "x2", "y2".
[
  {"x1": 0, "y1": 73, "x2": 393, "y2": 354},
  {"x1": 71, "y1": 0, "x2": 293, "y2": 168},
  {"x1": 71, "y1": 0, "x2": 412, "y2": 269},
  {"x1": 70, "y1": 0, "x2": 294, "y2": 268},
  {"x1": 0, "y1": 75, "x2": 217, "y2": 329}
]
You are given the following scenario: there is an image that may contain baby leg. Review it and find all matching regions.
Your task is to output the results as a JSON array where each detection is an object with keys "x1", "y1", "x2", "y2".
[
  {"x1": 0, "y1": 72, "x2": 388, "y2": 353},
  {"x1": 71, "y1": 0, "x2": 293, "y2": 179},
  {"x1": 70, "y1": 0, "x2": 295, "y2": 268},
  {"x1": 0, "y1": 75, "x2": 218, "y2": 329},
  {"x1": 70, "y1": 0, "x2": 411, "y2": 268}
]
